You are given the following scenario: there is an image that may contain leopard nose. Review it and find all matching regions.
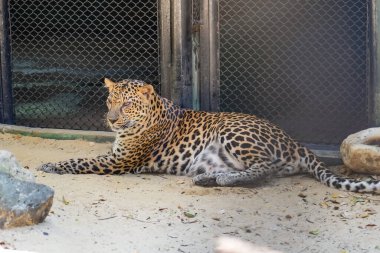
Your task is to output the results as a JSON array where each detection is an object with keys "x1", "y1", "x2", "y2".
[
  {"x1": 107, "y1": 115, "x2": 118, "y2": 124},
  {"x1": 107, "y1": 110, "x2": 119, "y2": 124},
  {"x1": 108, "y1": 118, "x2": 118, "y2": 124}
]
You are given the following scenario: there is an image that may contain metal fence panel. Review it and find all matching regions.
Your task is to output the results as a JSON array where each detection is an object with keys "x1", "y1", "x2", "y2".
[
  {"x1": 219, "y1": 0, "x2": 369, "y2": 145},
  {"x1": 10, "y1": 0, "x2": 160, "y2": 130}
]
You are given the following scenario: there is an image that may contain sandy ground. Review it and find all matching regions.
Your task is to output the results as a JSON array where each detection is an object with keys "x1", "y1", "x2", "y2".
[{"x1": 1, "y1": 133, "x2": 380, "y2": 253}]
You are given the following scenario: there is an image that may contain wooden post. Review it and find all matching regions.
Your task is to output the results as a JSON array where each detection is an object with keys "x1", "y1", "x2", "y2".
[
  {"x1": 0, "y1": 0, "x2": 13, "y2": 124},
  {"x1": 158, "y1": 0, "x2": 172, "y2": 100},
  {"x1": 159, "y1": 0, "x2": 193, "y2": 108},
  {"x1": 370, "y1": 0, "x2": 380, "y2": 126},
  {"x1": 172, "y1": 0, "x2": 192, "y2": 108},
  {"x1": 192, "y1": 1, "x2": 200, "y2": 110},
  {"x1": 199, "y1": 0, "x2": 219, "y2": 112}
]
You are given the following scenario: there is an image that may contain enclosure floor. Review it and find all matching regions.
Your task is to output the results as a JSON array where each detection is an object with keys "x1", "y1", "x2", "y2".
[{"x1": 1, "y1": 133, "x2": 380, "y2": 253}]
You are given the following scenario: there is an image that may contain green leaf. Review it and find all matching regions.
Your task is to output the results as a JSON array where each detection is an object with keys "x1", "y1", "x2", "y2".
[
  {"x1": 62, "y1": 196, "x2": 70, "y2": 205},
  {"x1": 309, "y1": 229, "x2": 319, "y2": 236}
]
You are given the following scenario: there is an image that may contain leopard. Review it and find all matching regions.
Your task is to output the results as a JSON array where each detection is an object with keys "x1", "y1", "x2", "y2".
[{"x1": 38, "y1": 78, "x2": 380, "y2": 193}]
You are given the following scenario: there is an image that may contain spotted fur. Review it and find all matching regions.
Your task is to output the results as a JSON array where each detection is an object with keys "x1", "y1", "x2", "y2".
[{"x1": 38, "y1": 78, "x2": 380, "y2": 193}]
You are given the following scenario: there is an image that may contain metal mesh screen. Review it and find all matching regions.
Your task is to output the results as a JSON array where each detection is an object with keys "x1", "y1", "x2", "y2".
[
  {"x1": 219, "y1": 0, "x2": 369, "y2": 145},
  {"x1": 10, "y1": 0, "x2": 159, "y2": 130}
]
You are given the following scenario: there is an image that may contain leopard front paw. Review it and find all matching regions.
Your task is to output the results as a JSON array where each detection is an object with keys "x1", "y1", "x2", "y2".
[
  {"x1": 36, "y1": 163, "x2": 65, "y2": 174},
  {"x1": 192, "y1": 173, "x2": 218, "y2": 186}
]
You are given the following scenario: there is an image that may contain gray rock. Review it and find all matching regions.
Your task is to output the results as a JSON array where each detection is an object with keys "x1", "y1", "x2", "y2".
[
  {"x1": 0, "y1": 150, "x2": 35, "y2": 182},
  {"x1": 0, "y1": 172, "x2": 54, "y2": 229},
  {"x1": 0, "y1": 153, "x2": 54, "y2": 228}
]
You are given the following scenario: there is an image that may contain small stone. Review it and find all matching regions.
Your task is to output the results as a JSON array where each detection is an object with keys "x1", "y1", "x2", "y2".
[{"x1": 244, "y1": 228, "x2": 252, "y2": 233}]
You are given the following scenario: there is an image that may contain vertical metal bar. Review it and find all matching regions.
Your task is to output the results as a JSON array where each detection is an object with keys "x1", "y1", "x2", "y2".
[
  {"x1": 0, "y1": 0, "x2": 13, "y2": 124},
  {"x1": 158, "y1": 0, "x2": 172, "y2": 99},
  {"x1": 199, "y1": 0, "x2": 219, "y2": 111}
]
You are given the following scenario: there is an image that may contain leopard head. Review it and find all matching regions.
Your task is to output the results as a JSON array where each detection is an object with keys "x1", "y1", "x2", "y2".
[{"x1": 104, "y1": 78, "x2": 156, "y2": 131}]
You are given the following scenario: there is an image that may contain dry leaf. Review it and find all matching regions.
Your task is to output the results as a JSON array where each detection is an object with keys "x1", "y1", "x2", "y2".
[
  {"x1": 357, "y1": 212, "x2": 369, "y2": 218},
  {"x1": 364, "y1": 208, "x2": 377, "y2": 215},
  {"x1": 350, "y1": 196, "x2": 366, "y2": 206},
  {"x1": 309, "y1": 229, "x2": 319, "y2": 236},
  {"x1": 298, "y1": 193, "x2": 307, "y2": 198},
  {"x1": 184, "y1": 211, "x2": 197, "y2": 218},
  {"x1": 329, "y1": 199, "x2": 341, "y2": 204},
  {"x1": 319, "y1": 201, "x2": 330, "y2": 208},
  {"x1": 62, "y1": 196, "x2": 70, "y2": 205},
  {"x1": 176, "y1": 180, "x2": 186, "y2": 185},
  {"x1": 331, "y1": 193, "x2": 348, "y2": 199},
  {"x1": 12, "y1": 135, "x2": 22, "y2": 140}
]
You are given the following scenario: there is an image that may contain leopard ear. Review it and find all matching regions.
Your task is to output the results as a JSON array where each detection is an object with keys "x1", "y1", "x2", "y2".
[
  {"x1": 104, "y1": 78, "x2": 116, "y2": 91},
  {"x1": 137, "y1": 84, "x2": 154, "y2": 101}
]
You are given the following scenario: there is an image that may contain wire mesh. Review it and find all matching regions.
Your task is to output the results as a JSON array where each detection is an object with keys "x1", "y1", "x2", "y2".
[
  {"x1": 10, "y1": 0, "x2": 160, "y2": 130},
  {"x1": 219, "y1": 0, "x2": 369, "y2": 145}
]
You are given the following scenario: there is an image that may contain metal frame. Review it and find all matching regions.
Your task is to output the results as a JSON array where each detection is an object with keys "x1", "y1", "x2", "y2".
[
  {"x1": 0, "y1": 0, "x2": 13, "y2": 124},
  {"x1": 0, "y1": 0, "x2": 379, "y2": 139}
]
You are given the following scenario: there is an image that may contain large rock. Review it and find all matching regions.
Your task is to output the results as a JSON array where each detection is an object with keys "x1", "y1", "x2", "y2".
[
  {"x1": 0, "y1": 150, "x2": 54, "y2": 229},
  {"x1": 0, "y1": 150, "x2": 34, "y2": 182},
  {"x1": 341, "y1": 128, "x2": 380, "y2": 175}
]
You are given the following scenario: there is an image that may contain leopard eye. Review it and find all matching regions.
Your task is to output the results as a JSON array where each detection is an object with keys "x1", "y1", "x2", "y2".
[{"x1": 123, "y1": 101, "x2": 132, "y2": 108}]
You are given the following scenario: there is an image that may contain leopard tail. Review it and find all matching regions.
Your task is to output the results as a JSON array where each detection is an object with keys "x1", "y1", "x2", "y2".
[{"x1": 300, "y1": 147, "x2": 380, "y2": 193}]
